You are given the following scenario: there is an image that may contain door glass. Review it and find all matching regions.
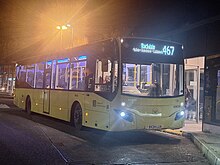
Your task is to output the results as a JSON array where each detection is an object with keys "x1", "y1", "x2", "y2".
[
  {"x1": 95, "y1": 59, "x2": 112, "y2": 92},
  {"x1": 112, "y1": 61, "x2": 118, "y2": 92},
  {"x1": 44, "y1": 72, "x2": 51, "y2": 89}
]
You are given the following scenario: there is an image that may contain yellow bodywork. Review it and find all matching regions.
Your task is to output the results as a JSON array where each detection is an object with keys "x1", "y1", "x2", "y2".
[{"x1": 14, "y1": 88, "x2": 184, "y2": 131}]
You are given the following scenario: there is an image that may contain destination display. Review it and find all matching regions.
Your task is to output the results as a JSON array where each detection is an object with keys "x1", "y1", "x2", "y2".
[
  {"x1": 121, "y1": 38, "x2": 183, "y2": 64},
  {"x1": 133, "y1": 43, "x2": 175, "y2": 56}
]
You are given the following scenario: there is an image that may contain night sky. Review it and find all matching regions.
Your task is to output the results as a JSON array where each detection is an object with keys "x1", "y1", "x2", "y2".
[{"x1": 0, "y1": 0, "x2": 219, "y2": 64}]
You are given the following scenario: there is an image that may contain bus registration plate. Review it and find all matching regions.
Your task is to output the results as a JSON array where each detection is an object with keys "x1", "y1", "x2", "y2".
[{"x1": 147, "y1": 125, "x2": 163, "y2": 130}]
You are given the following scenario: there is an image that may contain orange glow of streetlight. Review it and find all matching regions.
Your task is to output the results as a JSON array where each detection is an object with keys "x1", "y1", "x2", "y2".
[
  {"x1": 66, "y1": 24, "x2": 71, "y2": 27},
  {"x1": 56, "y1": 25, "x2": 68, "y2": 30},
  {"x1": 56, "y1": 26, "x2": 61, "y2": 30},
  {"x1": 61, "y1": 25, "x2": 68, "y2": 30}
]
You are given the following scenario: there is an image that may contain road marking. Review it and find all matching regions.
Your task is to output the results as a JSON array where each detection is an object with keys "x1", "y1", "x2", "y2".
[{"x1": 0, "y1": 104, "x2": 10, "y2": 108}]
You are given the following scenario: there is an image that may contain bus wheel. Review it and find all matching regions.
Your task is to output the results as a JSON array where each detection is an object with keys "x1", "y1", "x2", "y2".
[
  {"x1": 25, "y1": 97, "x2": 31, "y2": 115},
  {"x1": 71, "y1": 103, "x2": 82, "y2": 130}
]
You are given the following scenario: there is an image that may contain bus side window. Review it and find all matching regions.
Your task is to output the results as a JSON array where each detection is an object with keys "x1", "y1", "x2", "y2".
[
  {"x1": 16, "y1": 66, "x2": 21, "y2": 80},
  {"x1": 26, "y1": 64, "x2": 35, "y2": 87},
  {"x1": 19, "y1": 66, "x2": 27, "y2": 82},
  {"x1": 55, "y1": 62, "x2": 69, "y2": 90},
  {"x1": 78, "y1": 61, "x2": 86, "y2": 90},
  {"x1": 69, "y1": 61, "x2": 86, "y2": 90},
  {"x1": 51, "y1": 60, "x2": 56, "y2": 89},
  {"x1": 35, "y1": 63, "x2": 44, "y2": 88}
]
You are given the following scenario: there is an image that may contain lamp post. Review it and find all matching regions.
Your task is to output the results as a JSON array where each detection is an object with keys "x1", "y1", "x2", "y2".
[
  {"x1": 56, "y1": 24, "x2": 73, "y2": 49},
  {"x1": 66, "y1": 24, "x2": 74, "y2": 48},
  {"x1": 56, "y1": 25, "x2": 68, "y2": 49}
]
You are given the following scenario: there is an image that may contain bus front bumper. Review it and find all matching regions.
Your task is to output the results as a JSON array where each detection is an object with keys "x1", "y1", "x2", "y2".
[{"x1": 110, "y1": 109, "x2": 185, "y2": 131}]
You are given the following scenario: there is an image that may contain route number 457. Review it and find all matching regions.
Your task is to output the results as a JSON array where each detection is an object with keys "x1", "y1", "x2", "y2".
[{"x1": 162, "y1": 46, "x2": 175, "y2": 55}]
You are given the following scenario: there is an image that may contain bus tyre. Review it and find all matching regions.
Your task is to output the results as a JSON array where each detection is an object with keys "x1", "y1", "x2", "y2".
[
  {"x1": 71, "y1": 103, "x2": 82, "y2": 130},
  {"x1": 25, "y1": 97, "x2": 31, "y2": 115}
]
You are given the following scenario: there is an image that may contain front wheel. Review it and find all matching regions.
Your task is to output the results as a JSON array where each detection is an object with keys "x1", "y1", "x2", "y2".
[{"x1": 71, "y1": 103, "x2": 82, "y2": 130}]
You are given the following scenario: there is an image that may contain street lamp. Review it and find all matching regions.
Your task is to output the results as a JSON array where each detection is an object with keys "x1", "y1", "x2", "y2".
[
  {"x1": 66, "y1": 24, "x2": 74, "y2": 48},
  {"x1": 56, "y1": 25, "x2": 68, "y2": 49},
  {"x1": 56, "y1": 24, "x2": 73, "y2": 49}
]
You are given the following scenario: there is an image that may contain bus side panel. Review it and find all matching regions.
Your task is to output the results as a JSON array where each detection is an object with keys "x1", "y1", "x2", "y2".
[
  {"x1": 50, "y1": 90, "x2": 70, "y2": 121},
  {"x1": 14, "y1": 88, "x2": 34, "y2": 110},
  {"x1": 83, "y1": 93, "x2": 110, "y2": 130},
  {"x1": 31, "y1": 89, "x2": 44, "y2": 113},
  {"x1": 14, "y1": 88, "x2": 24, "y2": 109},
  {"x1": 67, "y1": 91, "x2": 85, "y2": 123}
]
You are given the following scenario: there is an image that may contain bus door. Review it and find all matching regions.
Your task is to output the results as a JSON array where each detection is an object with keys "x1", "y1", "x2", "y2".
[{"x1": 43, "y1": 68, "x2": 52, "y2": 114}]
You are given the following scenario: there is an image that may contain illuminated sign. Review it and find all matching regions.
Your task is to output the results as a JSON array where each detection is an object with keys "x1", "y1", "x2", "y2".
[
  {"x1": 78, "y1": 55, "x2": 87, "y2": 60},
  {"x1": 133, "y1": 43, "x2": 175, "y2": 56},
  {"x1": 57, "y1": 58, "x2": 70, "y2": 63}
]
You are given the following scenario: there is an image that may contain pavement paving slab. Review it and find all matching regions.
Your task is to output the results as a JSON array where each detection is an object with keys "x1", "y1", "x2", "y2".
[
  {"x1": 191, "y1": 132, "x2": 220, "y2": 165},
  {"x1": 163, "y1": 119, "x2": 220, "y2": 165}
]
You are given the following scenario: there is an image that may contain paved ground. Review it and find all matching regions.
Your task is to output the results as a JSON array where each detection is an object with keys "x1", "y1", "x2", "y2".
[{"x1": 0, "y1": 97, "x2": 209, "y2": 165}]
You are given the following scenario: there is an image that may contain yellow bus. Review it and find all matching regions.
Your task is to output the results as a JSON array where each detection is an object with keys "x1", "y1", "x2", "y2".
[{"x1": 14, "y1": 37, "x2": 185, "y2": 131}]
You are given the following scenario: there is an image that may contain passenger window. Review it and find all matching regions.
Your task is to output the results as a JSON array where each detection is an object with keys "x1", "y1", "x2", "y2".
[
  {"x1": 19, "y1": 66, "x2": 27, "y2": 82},
  {"x1": 26, "y1": 64, "x2": 35, "y2": 87},
  {"x1": 51, "y1": 60, "x2": 56, "y2": 89},
  {"x1": 35, "y1": 63, "x2": 44, "y2": 88},
  {"x1": 70, "y1": 61, "x2": 86, "y2": 90},
  {"x1": 55, "y1": 62, "x2": 69, "y2": 90},
  {"x1": 16, "y1": 66, "x2": 21, "y2": 80}
]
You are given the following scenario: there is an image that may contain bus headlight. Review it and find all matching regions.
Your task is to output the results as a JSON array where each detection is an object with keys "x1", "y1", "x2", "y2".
[
  {"x1": 114, "y1": 109, "x2": 134, "y2": 122},
  {"x1": 120, "y1": 112, "x2": 126, "y2": 117},
  {"x1": 175, "y1": 110, "x2": 185, "y2": 120}
]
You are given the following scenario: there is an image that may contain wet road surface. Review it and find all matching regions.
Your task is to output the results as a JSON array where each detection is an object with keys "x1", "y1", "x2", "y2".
[{"x1": 0, "y1": 98, "x2": 209, "y2": 165}]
